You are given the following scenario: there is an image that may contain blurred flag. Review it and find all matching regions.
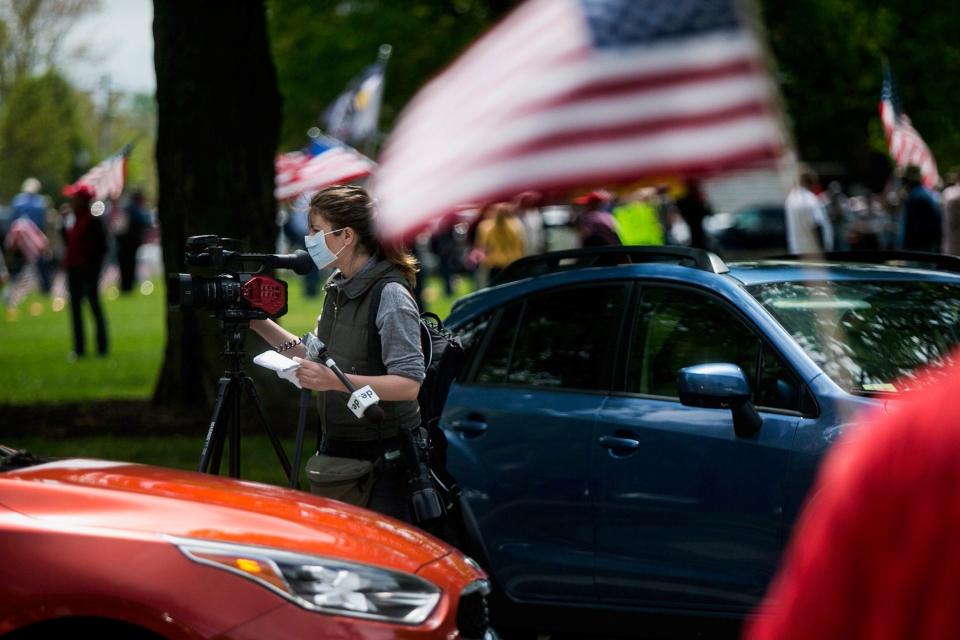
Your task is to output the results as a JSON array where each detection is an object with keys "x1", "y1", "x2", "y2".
[
  {"x1": 274, "y1": 135, "x2": 375, "y2": 201},
  {"x1": 372, "y1": 0, "x2": 788, "y2": 239},
  {"x1": 71, "y1": 144, "x2": 131, "y2": 201},
  {"x1": 880, "y1": 64, "x2": 940, "y2": 188},
  {"x1": 324, "y1": 51, "x2": 389, "y2": 145},
  {"x1": 4, "y1": 218, "x2": 49, "y2": 262}
]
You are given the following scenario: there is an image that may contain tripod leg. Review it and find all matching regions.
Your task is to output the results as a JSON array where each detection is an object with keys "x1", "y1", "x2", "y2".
[
  {"x1": 243, "y1": 376, "x2": 293, "y2": 482},
  {"x1": 289, "y1": 389, "x2": 312, "y2": 490},
  {"x1": 199, "y1": 377, "x2": 231, "y2": 474},
  {"x1": 230, "y1": 376, "x2": 241, "y2": 478}
]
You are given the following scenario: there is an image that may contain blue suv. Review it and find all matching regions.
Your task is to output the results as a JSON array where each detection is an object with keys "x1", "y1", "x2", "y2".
[{"x1": 440, "y1": 247, "x2": 960, "y2": 635}]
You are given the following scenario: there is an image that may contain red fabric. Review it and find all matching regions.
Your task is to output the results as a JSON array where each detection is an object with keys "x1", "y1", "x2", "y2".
[
  {"x1": 747, "y1": 361, "x2": 960, "y2": 640},
  {"x1": 64, "y1": 206, "x2": 104, "y2": 269}
]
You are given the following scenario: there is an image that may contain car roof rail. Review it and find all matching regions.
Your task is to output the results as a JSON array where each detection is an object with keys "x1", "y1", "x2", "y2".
[
  {"x1": 491, "y1": 245, "x2": 729, "y2": 285},
  {"x1": 770, "y1": 250, "x2": 960, "y2": 275}
]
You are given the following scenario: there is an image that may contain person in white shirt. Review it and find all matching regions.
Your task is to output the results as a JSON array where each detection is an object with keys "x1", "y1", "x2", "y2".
[{"x1": 785, "y1": 165, "x2": 833, "y2": 254}]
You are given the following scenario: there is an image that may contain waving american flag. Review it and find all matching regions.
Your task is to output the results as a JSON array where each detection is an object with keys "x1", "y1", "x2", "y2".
[
  {"x1": 71, "y1": 144, "x2": 131, "y2": 201},
  {"x1": 372, "y1": 0, "x2": 788, "y2": 239},
  {"x1": 274, "y1": 135, "x2": 375, "y2": 201},
  {"x1": 880, "y1": 64, "x2": 940, "y2": 188}
]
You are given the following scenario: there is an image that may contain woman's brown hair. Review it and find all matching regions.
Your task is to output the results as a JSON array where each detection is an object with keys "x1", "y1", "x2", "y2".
[{"x1": 309, "y1": 185, "x2": 419, "y2": 288}]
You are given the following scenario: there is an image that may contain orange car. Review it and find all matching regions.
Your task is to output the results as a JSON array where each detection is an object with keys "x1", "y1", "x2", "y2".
[{"x1": 0, "y1": 447, "x2": 492, "y2": 639}]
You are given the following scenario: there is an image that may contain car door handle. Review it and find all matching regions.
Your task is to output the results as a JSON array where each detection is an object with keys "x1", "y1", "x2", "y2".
[
  {"x1": 598, "y1": 436, "x2": 640, "y2": 451},
  {"x1": 449, "y1": 420, "x2": 489, "y2": 436}
]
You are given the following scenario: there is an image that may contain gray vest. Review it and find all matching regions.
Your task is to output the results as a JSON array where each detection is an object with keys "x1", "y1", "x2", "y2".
[{"x1": 316, "y1": 259, "x2": 420, "y2": 441}]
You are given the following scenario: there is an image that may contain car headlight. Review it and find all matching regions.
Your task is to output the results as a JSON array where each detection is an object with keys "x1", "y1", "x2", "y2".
[{"x1": 173, "y1": 537, "x2": 441, "y2": 624}]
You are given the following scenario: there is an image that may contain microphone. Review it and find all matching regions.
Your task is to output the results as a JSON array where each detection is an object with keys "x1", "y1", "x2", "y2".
[
  {"x1": 269, "y1": 250, "x2": 314, "y2": 275},
  {"x1": 302, "y1": 332, "x2": 326, "y2": 361},
  {"x1": 302, "y1": 332, "x2": 382, "y2": 423}
]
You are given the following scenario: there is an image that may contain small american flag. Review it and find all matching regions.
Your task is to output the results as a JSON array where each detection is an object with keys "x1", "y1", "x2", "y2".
[
  {"x1": 371, "y1": 0, "x2": 788, "y2": 239},
  {"x1": 274, "y1": 136, "x2": 375, "y2": 201},
  {"x1": 4, "y1": 218, "x2": 49, "y2": 262},
  {"x1": 880, "y1": 64, "x2": 940, "y2": 188},
  {"x1": 72, "y1": 144, "x2": 131, "y2": 201}
]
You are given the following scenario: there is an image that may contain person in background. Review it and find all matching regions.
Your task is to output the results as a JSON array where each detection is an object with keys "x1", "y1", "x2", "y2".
[
  {"x1": 473, "y1": 201, "x2": 526, "y2": 281},
  {"x1": 674, "y1": 179, "x2": 713, "y2": 249},
  {"x1": 429, "y1": 224, "x2": 460, "y2": 297},
  {"x1": 280, "y1": 195, "x2": 322, "y2": 297},
  {"x1": 10, "y1": 177, "x2": 53, "y2": 295},
  {"x1": 116, "y1": 189, "x2": 151, "y2": 293},
  {"x1": 574, "y1": 190, "x2": 622, "y2": 247},
  {"x1": 63, "y1": 184, "x2": 109, "y2": 358},
  {"x1": 612, "y1": 187, "x2": 663, "y2": 246},
  {"x1": 514, "y1": 191, "x2": 546, "y2": 255},
  {"x1": 823, "y1": 181, "x2": 851, "y2": 251},
  {"x1": 939, "y1": 170, "x2": 960, "y2": 255},
  {"x1": 785, "y1": 164, "x2": 832, "y2": 254},
  {"x1": 899, "y1": 164, "x2": 942, "y2": 252},
  {"x1": 747, "y1": 353, "x2": 960, "y2": 640}
]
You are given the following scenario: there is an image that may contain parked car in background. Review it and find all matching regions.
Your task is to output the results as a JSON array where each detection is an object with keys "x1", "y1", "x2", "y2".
[
  {"x1": 706, "y1": 204, "x2": 787, "y2": 259},
  {"x1": 440, "y1": 247, "x2": 960, "y2": 637},
  {"x1": 0, "y1": 448, "x2": 493, "y2": 640}
]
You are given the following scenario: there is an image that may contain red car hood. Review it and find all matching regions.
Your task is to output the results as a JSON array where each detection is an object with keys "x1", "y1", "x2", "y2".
[{"x1": 0, "y1": 459, "x2": 449, "y2": 575}]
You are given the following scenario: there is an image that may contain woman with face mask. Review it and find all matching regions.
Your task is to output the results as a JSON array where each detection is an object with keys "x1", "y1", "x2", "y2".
[{"x1": 251, "y1": 184, "x2": 424, "y2": 522}]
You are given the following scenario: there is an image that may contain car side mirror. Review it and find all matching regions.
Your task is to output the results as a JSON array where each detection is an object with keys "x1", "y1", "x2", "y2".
[{"x1": 678, "y1": 363, "x2": 763, "y2": 438}]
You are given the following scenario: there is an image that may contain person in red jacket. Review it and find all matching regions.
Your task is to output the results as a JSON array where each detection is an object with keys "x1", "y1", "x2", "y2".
[
  {"x1": 63, "y1": 184, "x2": 109, "y2": 358},
  {"x1": 747, "y1": 357, "x2": 960, "y2": 640}
]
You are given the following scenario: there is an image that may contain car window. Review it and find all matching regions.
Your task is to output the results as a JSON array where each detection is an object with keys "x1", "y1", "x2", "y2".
[
  {"x1": 750, "y1": 279, "x2": 960, "y2": 395},
  {"x1": 455, "y1": 313, "x2": 492, "y2": 382},
  {"x1": 474, "y1": 303, "x2": 521, "y2": 385},
  {"x1": 473, "y1": 284, "x2": 626, "y2": 391},
  {"x1": 628, "y1": 287, "x2": 801, "y2": 411}
]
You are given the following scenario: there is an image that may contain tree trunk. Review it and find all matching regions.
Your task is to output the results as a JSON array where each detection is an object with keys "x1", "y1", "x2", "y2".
[{"x1": 152, "y1": 0, "x2": 281, "y2": 410}]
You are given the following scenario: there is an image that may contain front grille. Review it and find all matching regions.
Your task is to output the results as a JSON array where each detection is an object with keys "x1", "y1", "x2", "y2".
[{"x1": 456, "y1": 581, "x2": 490, "y2": 640}]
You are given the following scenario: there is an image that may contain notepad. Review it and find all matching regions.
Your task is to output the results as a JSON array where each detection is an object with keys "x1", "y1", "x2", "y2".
[{"x1": 253, "y1": 350, "x2": 302, "y2": 389}]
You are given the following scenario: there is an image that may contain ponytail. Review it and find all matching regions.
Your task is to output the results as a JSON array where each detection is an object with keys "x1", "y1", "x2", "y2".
[{"x1": 380, "y1": 240, "x2": 420, "y2": 290}]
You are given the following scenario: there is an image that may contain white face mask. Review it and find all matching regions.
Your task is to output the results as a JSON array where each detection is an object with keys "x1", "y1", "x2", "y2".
[{"x1": 304, "y1": 228, "x2": 346, "y2": 270}]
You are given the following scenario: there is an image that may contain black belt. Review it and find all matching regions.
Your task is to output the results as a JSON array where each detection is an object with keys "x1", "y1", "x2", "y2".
[{"x1": 320, "y1": 436, "x2": 401, "y2": 462}]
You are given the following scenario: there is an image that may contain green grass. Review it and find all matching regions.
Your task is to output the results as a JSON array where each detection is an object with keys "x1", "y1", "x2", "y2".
[
  {"x1": 1, "y1": 281, "x2": 166, "y2": 404},
  {"x1": 1, "y1": 271, "x2": 475, "y2": 485},
  {"x1": 6, "y1": 434, "x2": 312, "y2": 488},
  {"x1": 0, "y1": 273, "x2": 474, "y2": 405}
]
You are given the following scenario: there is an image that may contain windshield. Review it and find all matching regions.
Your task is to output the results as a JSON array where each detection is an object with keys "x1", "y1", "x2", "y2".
[{"x1": 749, "y1": 280, "x2": 960, "y2": 395}]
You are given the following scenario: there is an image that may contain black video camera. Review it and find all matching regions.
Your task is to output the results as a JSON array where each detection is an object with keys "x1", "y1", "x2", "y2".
[{"x1": 167, "y1": 235, "x2": 313, "y2": 321}]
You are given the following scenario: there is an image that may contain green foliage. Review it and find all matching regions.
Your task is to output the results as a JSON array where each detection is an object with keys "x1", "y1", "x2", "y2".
[
  {"x1": 761, "y1": 0, "x2": 960, "y2": 184},
  {"x1": 266, "y1": 0, "x2": 514, "y2": 151},
  {"x1": 0, "y1": 70, "x2": 92, "y2": 198}
]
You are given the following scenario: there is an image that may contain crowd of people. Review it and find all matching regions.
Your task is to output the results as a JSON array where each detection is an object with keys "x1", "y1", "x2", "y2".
[
  {"x1": 0, "y1": 177, "x2": 155, "y2": 358},
  {"x1": 785, "y1": 163, "x2": 960, "y2": 255},
  {"x1": 386, "y1": 182, "x2": 716, "y2": 304}
]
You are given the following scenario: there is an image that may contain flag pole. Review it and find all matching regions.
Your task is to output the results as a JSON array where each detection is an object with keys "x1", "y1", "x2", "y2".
[{"x1": 364, "y1": 43, "x2": 392, "y2": 158}]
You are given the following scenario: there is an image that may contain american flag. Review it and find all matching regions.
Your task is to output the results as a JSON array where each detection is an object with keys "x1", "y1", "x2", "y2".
[
  {"x1": 371, "y1": 0, "x2": 788, "y2": 239},
  {"x1": 274, "y1": 136, "x2": 375, "y2": 201},
  {"x1": 880, "y1": 64, "x2": 940, "y2": 188},
  {"x1": 4, "y1": 218, "x2": 49, "y2": 262},
  {"x1": 72, "y1": 144, "x2": 131, "y2": 200}
]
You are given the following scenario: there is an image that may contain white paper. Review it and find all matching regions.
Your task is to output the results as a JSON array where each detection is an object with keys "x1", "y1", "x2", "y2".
[{"x1": 253, "y1": 350, "x2": 302, "y2": 389}]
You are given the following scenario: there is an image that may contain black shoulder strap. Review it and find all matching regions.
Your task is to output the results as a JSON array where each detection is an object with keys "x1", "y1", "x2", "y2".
[{"x1": 367, "y1": 276, "x2": 408, "y2": 376}]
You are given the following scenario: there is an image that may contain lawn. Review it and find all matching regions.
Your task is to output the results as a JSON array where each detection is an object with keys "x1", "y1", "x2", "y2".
[
  {"x1": 0, "y1": 271, "x2": 473, "y2": 405},
  {"x1": 0, "y1": 269, "x2": 474, "y2": 485}
]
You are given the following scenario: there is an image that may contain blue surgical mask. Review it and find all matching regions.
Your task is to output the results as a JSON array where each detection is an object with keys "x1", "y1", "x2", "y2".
[{"x1": 304, "y1": 228, "x2": 346, "y2": 270}]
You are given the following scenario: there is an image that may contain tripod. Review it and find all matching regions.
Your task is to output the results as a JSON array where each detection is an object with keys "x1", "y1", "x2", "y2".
[{"x1": 198, "y1": 321, "x2": 293, "y2": 482}]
